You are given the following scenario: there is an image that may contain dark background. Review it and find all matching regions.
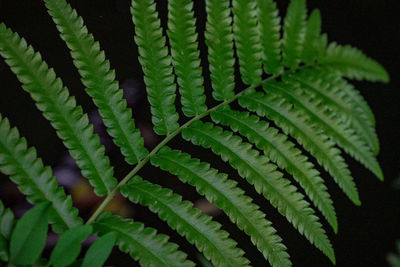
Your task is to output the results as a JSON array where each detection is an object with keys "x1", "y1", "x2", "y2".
[{"x1": 0, "y1": 0, "x2": 399, "y2": 266}]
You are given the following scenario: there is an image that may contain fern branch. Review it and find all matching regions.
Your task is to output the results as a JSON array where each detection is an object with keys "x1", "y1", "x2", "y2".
[
  {"x1": 151, "y1": 147, "x2": 292, "y2": 267},
  {"x1": 0, "y1": 23, "x2": 116, "y2": 196},
  {"x1": 320, "y1": 42, "x2": 389, "y2": 83},
  {"x1": 211, "y1": 108, "x2": 337, "y2": 232},
  {"x1": 285, "y1": 68, "x2": 379, "y2": 155},
  {"x1": 44, "y1": 0, "x2": 148, "y2": 165},
  {"x1": 282, "y1": 0, "x2": 307, "y2": 69},
  {"x1": 257, "y1": 0, "x2": 282, "y2": 75},
  {"x1": 167, "y1": 0, "x2": 207, "y2": 117},
  {"x1": 232, "y1": 0, "x2": 262, "y2": 85},
  {"x1": 94, "y1": 212, "x2": 194, "y2": 267},
  {"x1": 182, "y1": 121, "x2": 335, "y2": 263},
  {"x1": 0, "y1": 114, "x2": 82, "y2": 233},
  {"x1": 131, "y1": 0, "x2": 179, "y2": 135},
  {"x1": 205, "y1": 0, "x2": 235, "y2": 101},
  {"x1": 239, "y1": 90, "x2": 361, "y2": 205},
  {"x1": 121, "y1": 176, "x2": 250, "y2": 267},
  {"x1": 263, "y1": 79, "x2": 383, "y2": 179}
]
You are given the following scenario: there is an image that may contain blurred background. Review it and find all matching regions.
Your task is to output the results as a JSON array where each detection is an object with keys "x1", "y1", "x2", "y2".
[{"x1": 0, "y1": 0, "x2": 399, "y2": 266}]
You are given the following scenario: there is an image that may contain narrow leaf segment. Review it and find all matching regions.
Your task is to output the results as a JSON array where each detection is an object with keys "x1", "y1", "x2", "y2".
[
  {"x1": 182, "y1": 121, "x2": 335, "y2": 263},
  {"x1": 232, "y1": 0, "x2": 262, "y2": 85},
  {"x1": 282, "y1": 0, "x2": 307, "y2": 69},
  {"x1": 257, "y1": 0, "x2": 282, "y2": 75},
  {"x1": 131, "y1": 0, "x2": 179, "y2": 135},
  {"x1": 0, "y1": 114, "x2": 82, "y2": 233},
  {"x1": 205, "y1": 0, "x2": 235, "y2": 101},
  {"x1": 167, "y1": 0, "x2": 207, "y2": 117},
  {"x1": 320, "y1": 43, "x2": 389, "y2": 83},
  {"x1": 44, "y1": 0, "x2": 148, "y2": 165},
  {"x1": 94, "y1": 212, "x2": 195, "y2": 267},
  {"x1": 0, "y1": 24, "x2": 117, "y2": 196},
  {"x1": 151, "y1": 147, "x2": 292, "y2": 267},
  {"x1": 121, "y1": 176, "x2": 250, "y2": 267}
]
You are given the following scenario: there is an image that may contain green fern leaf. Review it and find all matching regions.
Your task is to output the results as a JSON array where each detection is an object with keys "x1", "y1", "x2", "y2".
[
  {"x1": 232, "y1": 0, "x2": 262, "y2": 85},
  {"x1": 302, "y1": 9, "x2": 321, "y2": 64},
  {"x1": 286, "y1": 68, "x2": 379, "y2": 155},
  {"x1": 337, "y1": 76, "x2": 376, "y2": 126},
  {"x1": 121, "y1": 176, "x2": 250, "y2": 267},
  {"x1": 167, "y1": 0, "x2": 207, "y2": 117},
  {"x1": 320, "y1": 42, "x2": 389, "y2": 83},
  {"x1": 257, "y1": 0, "x2": 282, "y2": 75},
  {"x1": 44, "y1": 0, "x2": 148, "y2": 165},
  {"x1": 0, "y1": 24, "x2": 117, "y2": 196},
  {"x1": 182, "y1": 121, "x2": 335, "y2": 263},
  {"x1": 205, "y1": 0, "x2": 235, "y2": 101},
  {"x1": 131, "y1": 0, "x2": 179, "y2": 135},
  {"x1": 0, "y1": 114, "x2": 82, "y2": 233},
  {"x1": 151, "y1": 147, "x2": 292, "y2": 267},
  {"x1": 211, "y1": 108, "x2": 337, "y2": 232},
  {"x1": 94, "y1": 212, "x2": 194, "y2": 267},
  {"x1": 282, "y1": 0, "x2": 307, "y2": 69},
  {"x1": 0, "y1": 201, "x2": 15, "y2": 240},
  {"x1": 239, "y1": 91, "x2": 361, "y2": 205},
  {"x1": 264, "y1": 78, "x2": 383, "y2": 179}
]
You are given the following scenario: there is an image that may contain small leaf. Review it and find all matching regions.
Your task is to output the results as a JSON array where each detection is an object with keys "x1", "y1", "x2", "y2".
[
  {"x1": 0, "y1": 233, "x2": 8, "y2": 261},
  {"x1": 0, "y1": 208, "x2": 15, "y2": 240},
  {"x1": 10, "y1": 202, "x2": 51, "y2": 265},
  {"x1": 49, "y1": 225, "x2": 93, "y2": 267},
  {"x1": 82, "y1": 232, "x2": 116, "y2": 267}
]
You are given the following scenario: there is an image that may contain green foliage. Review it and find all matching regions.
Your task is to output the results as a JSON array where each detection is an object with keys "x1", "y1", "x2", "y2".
[
  {"x1": 49, "y1": 225, "x2": 93, "y2": 267},
  {"x1": 0, "y1": 0, "x2": 389, "y2": 266},
  {"x1": 10, "y1": 202, "x2": 50, "y2": 265}
]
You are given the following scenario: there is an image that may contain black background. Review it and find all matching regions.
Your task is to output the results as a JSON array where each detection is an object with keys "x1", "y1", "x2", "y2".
[{"x1": 0, "y1": 0, "x2": 399, "y2": 266}]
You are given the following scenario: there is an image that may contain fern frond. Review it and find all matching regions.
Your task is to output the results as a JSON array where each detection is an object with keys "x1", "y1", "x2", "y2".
[
  {"x1": 264, "y1": 79, "x2": 383, "y2": 179},
  {"x1": 151, "y1": 147, "x2": 292, "y2": 267},
  {"x1": 131, "y1": 0, "x2": 179, "y2": 135},
  {"x1": 0, "y1": 114, "x2": 82, "y2": 233},
  {"x1": 257, "y1": 0, "x2": 282, "y2": 75},
  {"x1": 94, "y1": 212, "x2": 194, "y2": 267},
  {"x1": 211, "y1": 108, "x2": 337, "y2": 232},
  {"x1": 182, "y1": 121, "x2": 335, "y2": 263},
  {"x1": 205, "y1": 0, "x2": 235, "y2": 101},
  {"x1": 285, "y1": 68, "x2": 379, "y2": 155},
  {"x1": 239, "y1": 91, "x2": 361, "y2": 205},
  {"x1": 167, "y1": 0, "x2": 207, "y2": 117},
  {"x1": 282, "y1": 0, "x2": 307, "y2": 69},
  {"x1": 0, "y1": 24, "x2": 116, "y2": 196},
  {"x1": 232, "y1": 0, "x2": 262, "y2": 85},
  {"x1": 121, "y1": 176, "x2": 250, "y2": 267},
  {"x1": 0, "y1": 200, "x2": 15, "y2": 240},
  {"x1": 44, "y1": 0, "x2": 148, "y2": 165},
  {"x1": 302, "y1": 9, "x2": 321, "y2": 64},
  {"x1": 320, "y1": 42, "x2": 389, "y2": 83}
]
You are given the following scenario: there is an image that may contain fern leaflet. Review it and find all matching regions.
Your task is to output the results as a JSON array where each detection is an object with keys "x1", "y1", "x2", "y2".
[
  {"x1": 183, "y1": 121, "x2": 335, "y2": 263},
  {"x1": 94, "y1": 212, "x2": 194, "y2": 267},
  {"x1": 167, "y1": 0, "x2": 207, "y2": 117},
  {"x1": 121, "y1": 176, "x2": 250, "y2": 267},
  {"x1": 44, "y1": 0, "x2": 148, "y2": 165},
  {"x1": 0, "y1": 23, "x2": 117, "y2": 196},
  {"x1": 239, "y1": 91, "x2": 361, "y2": 205},
  {"x1": 151, "y1": 147, "x2": 292, "y2": 266},
  {"x1": 211, "y1": 107, "x2": 337, "y2": 232},
  {"x1": 131, "y1": 0, "x2": 179, "y2": 135}
]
